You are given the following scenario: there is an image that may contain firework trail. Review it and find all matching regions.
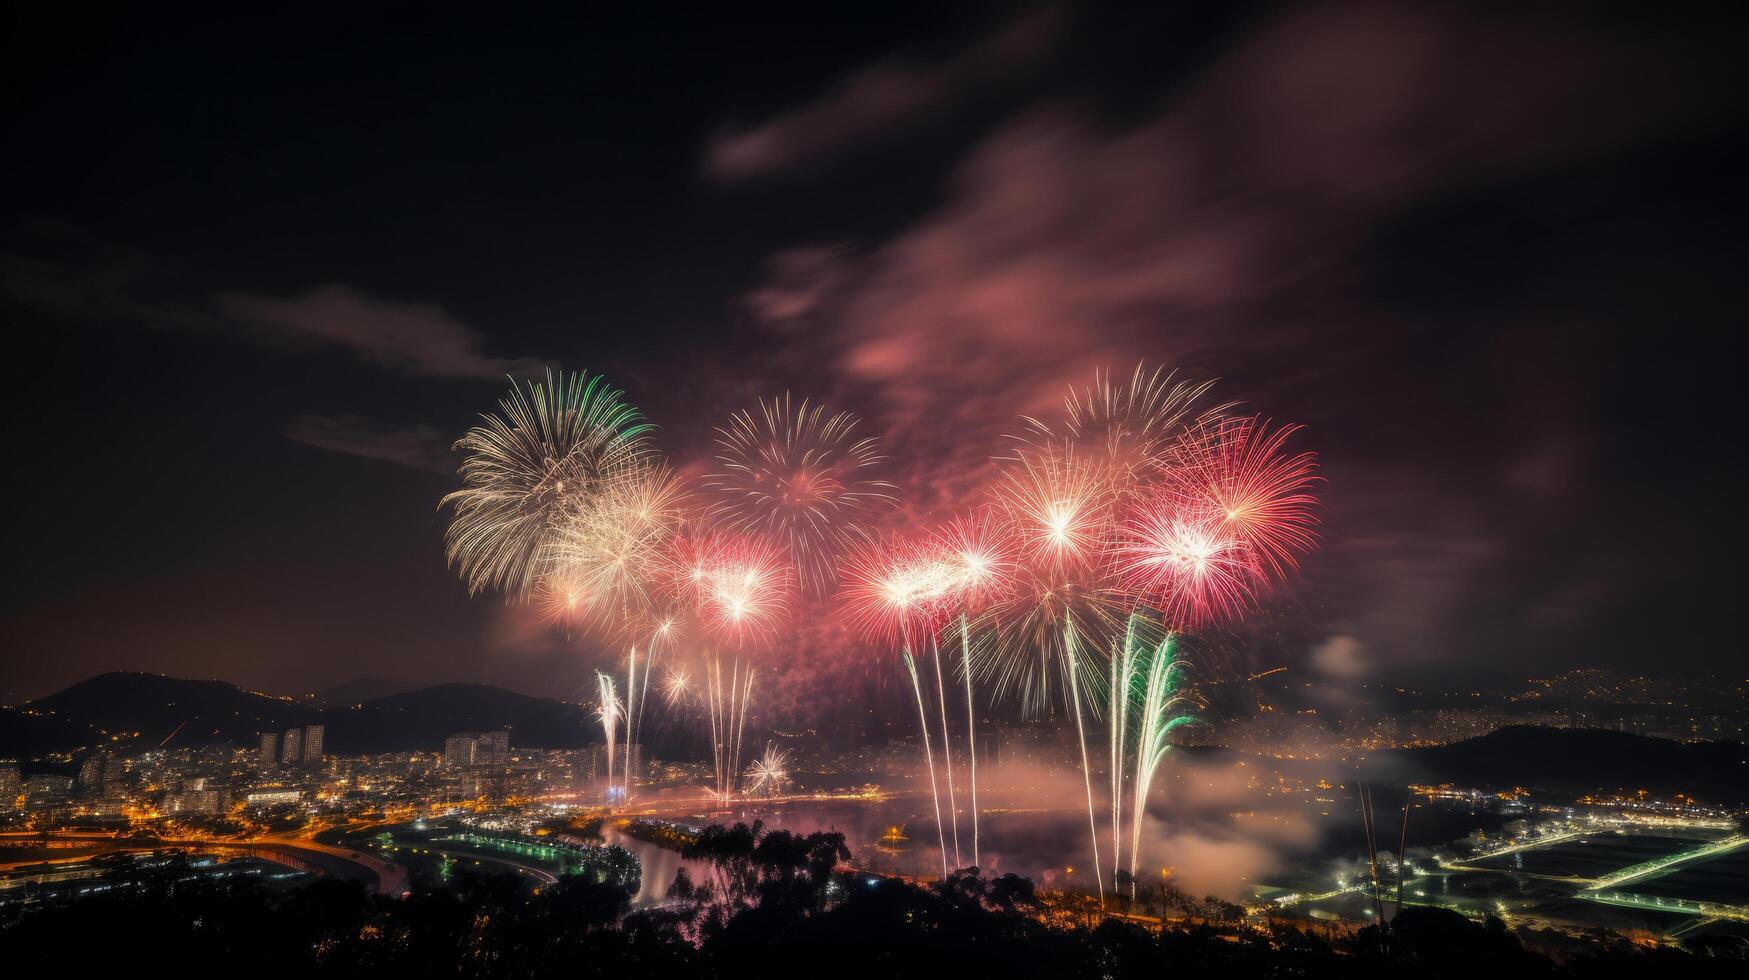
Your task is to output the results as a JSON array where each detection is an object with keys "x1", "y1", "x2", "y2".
[
  {"x1": 929, "y1": 632, "x2": 961, "y2": 869},
  {"x1": 597, "y1": 671, "x2": 621, "y2": 803},
  {"x1": 706, "y1": 394, "x2": 897, "y2": 594},
  {"x1": 705, "y1": 653, "x2": 757, "y2": 806},
  {"x1": 1062, "y1": 618, "x2": 1105, "y2": 906},
  {"x1": 1108, "y1": 615, "x2": 1142, "y2": 891},
  {"x1": 1127, "y1": 635, "x2": 1194, "y2": 899},
  {"x1": 443, "y1": 370, "x2": 652, "y2": 598},
  {"x1": 902, "y1": 649, "x2": 950, "y2": 878},
  {"x1": 622, "y1": 646, "x2": 647, "y2": 802},
  {"x1": 958, "y1": 616, "x2": 981, "y2": 868}
]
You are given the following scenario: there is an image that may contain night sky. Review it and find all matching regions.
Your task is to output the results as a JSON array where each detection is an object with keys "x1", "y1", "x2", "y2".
[{"x1": 4, "y1": 2, "x2": 1744, "y2": 704}]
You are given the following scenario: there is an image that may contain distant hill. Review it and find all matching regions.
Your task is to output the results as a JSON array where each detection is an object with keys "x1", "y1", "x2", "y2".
[
  {"x1": 25, "y1": 673, "x2": 316, "y2": 750},
  {"x1": 3, "y1": 673, "x2": 594, "y2": 758},
  {"x1": 304, "y1": 678, "x2": 420, "y2": 710},
  {"x1": 0, "y1": 705, "x2": 100, "y2": 760},
  {"x1": 318, "y1": 683, "x2": 592, "y2": 755},
  {"x1": 1391, "y1": 726, "x2": 1749, "y2": 804}
]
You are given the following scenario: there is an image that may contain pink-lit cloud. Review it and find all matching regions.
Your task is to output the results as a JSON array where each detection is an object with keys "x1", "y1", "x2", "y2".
[
  {"x1": 735, "y1": 1, "x2": 1733, "y2": 664},
  {"x1": 705, "y1": 8, "x2": 1058, "y2": 182}
]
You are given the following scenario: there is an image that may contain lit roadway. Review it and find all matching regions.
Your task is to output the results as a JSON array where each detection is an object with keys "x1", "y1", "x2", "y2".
[
  {"x1": 252, "y1": 833, "x2": 410, "y2": 896},
  {"x1": 1436, "y1": 828, "x2": 1589, "y2": 874},
  {"x1": 2, "y1": 828, "x2": 409, "y2": 897},
  {"x1": 1581, "y1": 834, "x2": 1748, "y2": 892}
]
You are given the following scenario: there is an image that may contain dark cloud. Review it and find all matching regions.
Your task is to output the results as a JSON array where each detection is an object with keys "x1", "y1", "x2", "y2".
[
  {"x1": 217, "y1": 284, "x2": 543, "y2": 380},
  {"x1": 285, "y1": 413, "x2": 455, "y2": 473}
]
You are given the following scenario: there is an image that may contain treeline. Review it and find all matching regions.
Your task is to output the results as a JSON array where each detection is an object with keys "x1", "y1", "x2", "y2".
[{"x1": 2, "y1": 823, "x2": 1743, "y2": 978}]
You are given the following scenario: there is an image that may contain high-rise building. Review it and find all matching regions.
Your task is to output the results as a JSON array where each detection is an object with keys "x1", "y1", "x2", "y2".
[
  {"x1": 301, "y1": 724, "x2": 325, "y2": 766},
  {"x1": 259, "y1": 732, "x2": 280, "y2": 766},
  {"x1": 282, "y1": 728, "x2": 303, "y2": 765},
  {"x1": 476, "y1": 729, "x2": 509, "y2": 765},
  {"x1": 444, "y1": 734, "x2": 477, "y2": 768},
  {"x1": 0, "y1": 765, "x2": 20, "y2": 810}
]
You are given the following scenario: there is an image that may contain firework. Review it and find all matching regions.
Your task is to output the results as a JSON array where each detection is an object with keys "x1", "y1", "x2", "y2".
[
  {"x1": 1170, "y1": 415, "x2": 1320, "y2": 579},
  {"x1": 706, "y1": 394, "x2": 897, "y2": 593},
  {"x1": 694, "y1": 536, "x2": 795, "y2": 649},
  {"x1": 979, "y1": 559, "x2": 1120, "y2": 718},
  {"x1": 442, "y1": 369, "x2": 652, "y2": 597},
  {"x1": 1112, "y1": 416, "x2": 1318, "y2": 629},
  {"x1": 927, "y1": 508, "x2": 1018, "y2": 613},
  {"x1": 1111, "y1": 498, "x2": 1261, "y2": 630},
  {"x1": 546, "y1": 461, "x2": 688, "y2": 634},
  {"x1": 991, "y1": 442, "x2": 1112, "y2": 568},
  {"x1": 661, "y1": 666, "x2": 692, "y2": 707},
  {"x1": 1027, "y1": 364, "x2": 1223, "y2": 493},
  {"x1": 842, "y1": 536, "x2": 957, "y2": 648},
  {"x1": 843, "y1": 532, "x2": 972, "y2": 876},
  {"x1": 744, "y1": 743, "x2": 792, "y2": 797},
  {"x1": 989, "y1": 442, "x2": 1124, "y2": 904}
]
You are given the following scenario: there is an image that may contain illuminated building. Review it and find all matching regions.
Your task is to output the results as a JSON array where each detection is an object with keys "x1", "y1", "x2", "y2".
[
  {"x1": 443, "y1": 730, "x2": 510, "y2": 768},
  {"x1": 302, "y1": 724, "x2": 325, "y2": 766},
  {"x1": 282, "y1": 727, "x2": 303, "y2": 765},
  {"x1": 245, "y1": 788, "x2": 302, "y2": 806},
  {"x1": 444, "y1": 734, "x2": 477, "y2": 768},
  {"x1": 259, "y1": 731, "x2": 279, "y2": 766},
  {"x1": 475, "y1": 729, "x2": 509, "y2": 765}
]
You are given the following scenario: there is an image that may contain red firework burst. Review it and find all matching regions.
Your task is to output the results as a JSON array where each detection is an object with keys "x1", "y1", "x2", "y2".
[
  {"x1": 1170, "y1": 415, "x2": 1321, "y2": 579},
  {"x1": 705, "y1": 394, "x2": 897, "y2": 594},
  {"x1": 1111, "y1": 494, "x2": 1262, "y2": 629},
  {"x1": 662, "y1": 531, "x2": 793, "y2": 649}
]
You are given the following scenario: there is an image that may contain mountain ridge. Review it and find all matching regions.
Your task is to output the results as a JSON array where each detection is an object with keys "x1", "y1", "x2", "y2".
[{"x1": 2, "y1": 672, "x2": 593, "y2": 758}]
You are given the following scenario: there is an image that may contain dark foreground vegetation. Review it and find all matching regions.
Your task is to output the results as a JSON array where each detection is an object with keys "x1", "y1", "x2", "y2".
[{"x1": 4, "y1": 823, "x2": 1743, "y2": 978}]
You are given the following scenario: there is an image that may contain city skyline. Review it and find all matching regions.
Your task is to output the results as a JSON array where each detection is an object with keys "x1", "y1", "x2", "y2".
[{"x1": 3, "y1": 4, "x2": 1745, "y2": 971}]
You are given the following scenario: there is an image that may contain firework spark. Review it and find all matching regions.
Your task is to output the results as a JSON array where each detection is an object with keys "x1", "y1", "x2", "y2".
[
  {"x1": 1171, "y1": 415, "x2": 1321, "y2": 578},
  {"x1": 1028, "y1": 364, "x2": 1223, "y2": 492},
  {"x1": 744, "y1": 743, "x2": 792, "y2": 797},
  {"x1": 442, "y1": 369, "x2": 652, "y2": 597},
  {"x1": 706, "y1": 394, "x2": 897, "y2": 593},
  {"x1": 992, "y1": 442, "x2": 1112, "y2": 569},
  {"x1": 694, "y1": 536, "x2": 795, "y2": 649},
  {"x1": 661, "y1": 667, "x2": 692, "y2": 707},
  {"x1": 545, "y1": 461, "x2": 688, "y2": 634},
  {"x1": 1111, "y1": 499, "x2": 1261, "y2": 629}
]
